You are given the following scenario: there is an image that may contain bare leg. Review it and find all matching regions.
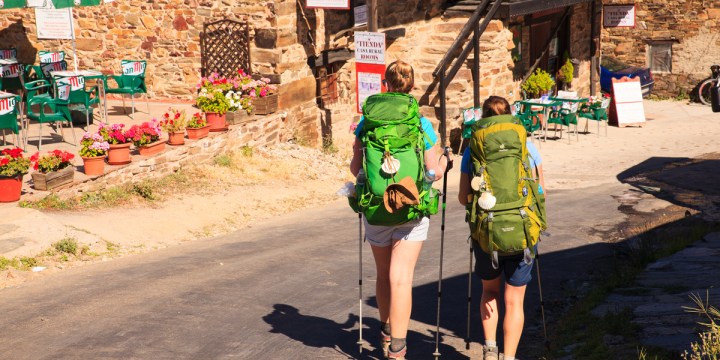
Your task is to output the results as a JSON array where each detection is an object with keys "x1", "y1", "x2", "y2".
[
  {"x1": 371, "y1": 244, "x2": 392, "y2": 325},
  {"x1": 502, "y1": 283, "x2": 527, "y2": 357},
  {"x1": 388, "y1": 239, "x2": 423, "y2": 339},
  {"x1": 480, "y1": 277, "x2": 501, "y2": 343}
]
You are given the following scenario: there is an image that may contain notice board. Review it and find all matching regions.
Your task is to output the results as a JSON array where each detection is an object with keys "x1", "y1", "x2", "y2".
[{"x1": 609, "y1": 76, "x2": 646, "y2": 127}]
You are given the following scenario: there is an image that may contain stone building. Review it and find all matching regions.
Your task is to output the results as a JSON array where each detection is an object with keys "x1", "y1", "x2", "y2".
[
  {"x1": 600, "y1": 0, "x2": 720, "y2": 98},
  {"x1": 0, "y1": 0, "x2": 602, "y2": 147}
]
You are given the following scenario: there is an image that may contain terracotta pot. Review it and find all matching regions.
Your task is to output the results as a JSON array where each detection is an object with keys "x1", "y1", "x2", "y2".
[
  {"x1": 167, "y1": 131, "x2": 186, "y2": 146},
  {"x1": 138, "y1": 140, "x2": 166, "y2": 156},
  {"x1": 82, "y1": 156, "x2": 106, "y2": 176},
  {"x1": 186, "y1": 125, "x2": 210, "y2": 140},
  {"x1": 31, "y1": 166, "x2": 75, "y2": 191},
  {"x1": 206, "y1": 112, "x2": 227, "y2": 132},
  {"x1": 0, "y1": 174, "x2": 23, "y2": 202},
  {"x1": 107, "y1": 142, "x2": 132, "y2": 165}
]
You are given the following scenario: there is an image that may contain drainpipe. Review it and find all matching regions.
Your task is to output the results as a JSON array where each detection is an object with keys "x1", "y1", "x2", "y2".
[{"x1": 590, "y1": 0, "x2": 598, "y2": 95}]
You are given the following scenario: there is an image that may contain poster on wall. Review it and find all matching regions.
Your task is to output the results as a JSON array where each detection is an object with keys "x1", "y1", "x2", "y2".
[
  {"x1": 355, "y1": 31, "x2": 385, "y2": 65},
  {"x1": 603, "y1": 5, "x2": 636, "y2": 27},
  {"x1": 35, "y1": 8, "x2": 73, "y2": 39},
  {"x1": 357, "y1": 72, "x2": 382, "y2": 113},
  {"x1": 354, "y1": 5, "x2": 368, "y2": 27},
  {"x1": 306, "y1": 0, "x2": 349, "y2": 9}
]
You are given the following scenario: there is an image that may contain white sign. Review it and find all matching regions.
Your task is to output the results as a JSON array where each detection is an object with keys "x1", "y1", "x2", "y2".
[
  {"x1": 36, "y1": 8, "x2": 73, "y2": 39},
  {"x1": 358, "y1": 72, "x2": 381, "y2": 113},
  {"x1": 354, "y1": 5, "x2": 368, "y2": 27},
  {"x1": 611, "y1": 77, "x2": 646, "y2": 127},
  {"x1": 355, "y1": 32, "x2": 385, "y2": 65},
  {"x1": 306, "y1": 0, "x2": 348, "y2": 9},
  {"x1": 603, "y1": 5, "x2": 635, "y2": 27}
]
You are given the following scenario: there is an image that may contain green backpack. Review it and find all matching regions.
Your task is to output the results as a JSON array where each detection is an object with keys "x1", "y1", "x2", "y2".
[
  {"x1": 351, "y1": 92, "x2": 439, "y2": 226},
  {"x1": 466, "y1": 114, "x2": 547, "y2": 268}
]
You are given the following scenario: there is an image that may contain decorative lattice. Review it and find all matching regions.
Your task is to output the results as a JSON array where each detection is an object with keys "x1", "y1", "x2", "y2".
[{"x1": 200, "y1": 19, "x2": 251, "y2": 78}]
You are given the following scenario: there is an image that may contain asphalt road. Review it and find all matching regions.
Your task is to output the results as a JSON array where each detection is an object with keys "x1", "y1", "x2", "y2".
[{"x1": 0, "y1": 180, "x2": 632, "y2": 359}]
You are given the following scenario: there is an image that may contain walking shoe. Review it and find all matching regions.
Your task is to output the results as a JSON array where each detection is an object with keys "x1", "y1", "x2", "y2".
[
  {"x1": 482, "y1": 345, "x2": 499, "y2": 360},
  {"x1": 388, "y1": 345, "x2": 407, "y2": 360},
  {"x1": 380, "y1": 330, "x2": 391, "y2": 358}
]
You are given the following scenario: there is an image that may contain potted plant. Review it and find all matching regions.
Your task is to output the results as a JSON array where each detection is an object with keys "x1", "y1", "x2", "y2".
[
  {"x1": 522, "y1": 68, "x2": 556, "y2": 99},
  {"x1": 30, "y1": 149, "x2": 75, "y2": 191},
  {"x1": 126, "y1": 119, "x2": 165, "y2": 156},
  {"x1": 79, "y1": 132, "x2": 110, "y2": 176},
  {"x1": 186, "y1": 112, "x2": 210, "y2": 140},
  {"x1": 159, "y1": 108, "x2": 187, "y2": 146},
  {"x1": 225, "y1": 89, "x2": 254, "y2": 125},
  {"x1": 98, "y1": 123, "x2": 133, "y2": 165},
  {"x1": 557, "y1": 58, "x2": 574, "y2": 90},
  {"x1": 246, "y1": 73, "x2": 278, "y2": 115},
  {"x1": 196, "y1": 72, "x2": 231, "y2": 132},
  {"x1": 0, "y1": 147, "x2": 30, "y2": 202}
]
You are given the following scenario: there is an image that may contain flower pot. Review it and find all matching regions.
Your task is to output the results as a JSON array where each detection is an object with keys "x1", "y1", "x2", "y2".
[
  {"x1": 138, "y1": 140, "x2": 166, "y2": 156},
  {"x1": 82, "y1": 156, "x2": 106, "y2": 176},
  {"x1": 167, "y1": 131, "x2": 185, "y2": 146},
  {"x1": 31, "y1": 166, "x2": 75, "y2": 191},
  {"x1": 253, "y1": 93, "x2": 278, "y2": 115},
  {"x1": 107, "y1": 142, "x2": 132, "y2": 165},
  {"x1": 226, "y1": 110, "x2": 254, "y2": 125},
  {"x1": 186, "y1": 125, "x2": 210, "y2": 140},
  {"x1": 0, "y1": 174, "x2": 23, "y2": 202},
  {"x1": 206, "y1": 112, "x2": 227, "y2": 132}
]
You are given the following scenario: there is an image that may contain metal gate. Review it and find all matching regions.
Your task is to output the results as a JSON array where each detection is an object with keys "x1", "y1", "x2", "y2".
[{"x1": 200, "y1": 19, "x2": 251, "y2": 78}]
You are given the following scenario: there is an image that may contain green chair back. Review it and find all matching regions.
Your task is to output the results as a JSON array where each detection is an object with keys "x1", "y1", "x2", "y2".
[
  {"x1": 0, "y1": 48, "x2": 17, "y2": 60},
  {"x1": 39, "y1": 51, "x2": 65, "y2": 64},
  {"x1": 0, "y1": 92, "x2": 20, "y2": 135}
]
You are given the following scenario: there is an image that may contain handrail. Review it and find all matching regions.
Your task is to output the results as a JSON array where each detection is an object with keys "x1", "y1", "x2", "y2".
[{"x1": 432, "y1": 0, "x2": 493, "y2": 77}]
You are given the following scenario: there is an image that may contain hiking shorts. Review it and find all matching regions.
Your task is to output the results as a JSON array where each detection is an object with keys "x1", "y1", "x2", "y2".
[
  {"x1": 471, "y1": 241, "x2": 535, "y2": 287},
  {"x1": 364, "y1": 217, "x2": 430, "y2": 247}
]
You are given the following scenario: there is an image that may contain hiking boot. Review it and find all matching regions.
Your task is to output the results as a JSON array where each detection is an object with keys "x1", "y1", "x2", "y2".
[
  {"x1": 482, "y1": 345, "x2": 499, "y2": 360},
  {"x1": 387, "y1": 345, "x2": 407, "y2": 360},
  {"x1": 380, "y1": 330, "x2": 391, "y2": 358}
]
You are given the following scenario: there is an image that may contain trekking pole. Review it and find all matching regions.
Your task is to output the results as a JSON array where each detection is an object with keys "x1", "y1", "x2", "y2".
[
  {"x1": 433, "y1": 147, "x2": 452, "y2": 359},
  {"x1": 465, "y1": 237, "x2": 473, "y2": 350},
  {"x1": 535, "y1": 247, "x2": 549, "y2": 349},
  {"x1": 357, "y1": 212, "x2": 364, "y2": 353}
]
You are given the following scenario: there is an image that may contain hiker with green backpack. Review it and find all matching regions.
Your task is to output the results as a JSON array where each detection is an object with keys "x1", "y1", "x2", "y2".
[
  {"x1": 458, "y1": 96, "x2": 547, "y2": 360},
  {"x1": 349, "y1": 60, "x2": 450, "y2": 360}
]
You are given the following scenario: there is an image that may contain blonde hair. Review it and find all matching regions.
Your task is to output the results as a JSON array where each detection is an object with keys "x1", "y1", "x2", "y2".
[
  {"x1": 482, "y1": 96, "x2": 511, "y2": 118},
  {"x1": 385, "y1": 60, "x2": 414, "y2": 94}
]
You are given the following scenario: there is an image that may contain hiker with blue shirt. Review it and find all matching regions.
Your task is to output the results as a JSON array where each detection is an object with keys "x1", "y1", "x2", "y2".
[
  {"x1": 458, "y1": 96, "x2": 546, "y2": 360},
  {"x1": 350, "y1": 60, "x2": 449, "y2": 360}
]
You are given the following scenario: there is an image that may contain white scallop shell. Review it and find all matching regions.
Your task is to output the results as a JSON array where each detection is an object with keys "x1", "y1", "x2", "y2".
[
  {"x1": 477, "y1": 192, "x2": 497, "y2": 210},
  {"x1": 470, "y1": 175, "x2": 484, "y2": 191},
  {"x1": 381, "y1": 156, "x2": 400, "y2": 175}
]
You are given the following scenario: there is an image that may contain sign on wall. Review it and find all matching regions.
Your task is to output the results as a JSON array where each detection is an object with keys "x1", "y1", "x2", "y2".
[
  {"x1": 354, "y1": 5, "x2": 368, "y2": 27},
  {"x1": 603, "y1": 4, "x2": 635, "y2": 27},
  {"x1": 35, "y1": 8, "x2": 73, "y2": 39},
  {"x1": 355, "y1": 31, "x2": 386, "y2": 113},
  {"x1": 355, "y1": 31, "x2": 385, "y2": 65},
  {"x1": 306, "y1": 0, "x2": 349, "y2": 9}
]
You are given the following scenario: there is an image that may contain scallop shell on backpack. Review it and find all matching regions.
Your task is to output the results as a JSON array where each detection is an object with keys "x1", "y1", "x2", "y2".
[
  {"x1": 381, "y1": 156, "x2": 401, "y2": 175},
  {"x1": 470, "y1": 175, "x2": 484, "y2": 191},
  {"x1": 477, "y1": 192, "x2": 497, "y2": 210}
]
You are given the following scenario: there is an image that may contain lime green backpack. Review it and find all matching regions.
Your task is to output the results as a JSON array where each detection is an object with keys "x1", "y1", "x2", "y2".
[
  {"x1": 351, "y1": 92, "x2": 439, "y2": 226},
  {"x1": 466, "y1": 114, "x2": 547, "y2": 268}
]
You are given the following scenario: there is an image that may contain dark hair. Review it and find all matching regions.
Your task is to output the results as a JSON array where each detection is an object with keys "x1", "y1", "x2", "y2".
[
  {"x1": 385, "y1": 60, "x2": 414, "y2": 93},
  {"x1": 482, "y1": 96, "x2": 512, "y2": 118}
]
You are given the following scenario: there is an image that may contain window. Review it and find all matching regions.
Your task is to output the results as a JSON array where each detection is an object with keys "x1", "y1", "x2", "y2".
[{"x1": 648, "y1": 42, "x2": 672, "y2": 73}]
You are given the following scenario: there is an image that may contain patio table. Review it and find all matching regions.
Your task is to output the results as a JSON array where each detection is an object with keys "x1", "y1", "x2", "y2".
[
  {"x1": 519, "y1": 98, "x2": 562, "y2": 142},
  {"x1": 50, "y1": 69, "x2": 107, "y2": 125}
]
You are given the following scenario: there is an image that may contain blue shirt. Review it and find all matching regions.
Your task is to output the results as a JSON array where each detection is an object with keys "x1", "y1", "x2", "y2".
[
  {"x1": 461, "y1": 139, "x2": 542, "y2": 174},
  {"x1": 355, "y1": 116, "x2": 438, "y2": 150}
]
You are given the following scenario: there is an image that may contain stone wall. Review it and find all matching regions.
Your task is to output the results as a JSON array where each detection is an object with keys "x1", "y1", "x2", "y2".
[{"x1": 601, "y1": 0, "x2": 720, "y2": 97}]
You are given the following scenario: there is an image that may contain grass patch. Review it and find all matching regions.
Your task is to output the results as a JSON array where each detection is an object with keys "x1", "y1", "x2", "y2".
[
  {"x1": 54, "y1": 237, "x2": 78, "y2": 255},
  {"x1": 214, "y1": 154, "x2": 234, "y2": 168},
  {"x1": 0, "y1": 257, "x2": 19, "y2": 271},
  {"x1": 547, "y1": 218, "x2": 720, "y2": 359},
  {"x1": 19, "y1": 257, "x2": 38, "y2": 270}
]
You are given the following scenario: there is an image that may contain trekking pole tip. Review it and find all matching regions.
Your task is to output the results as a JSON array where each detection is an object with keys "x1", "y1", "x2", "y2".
[{"x1": 433, "y1": 350, "x2": 441, "y2": 359}]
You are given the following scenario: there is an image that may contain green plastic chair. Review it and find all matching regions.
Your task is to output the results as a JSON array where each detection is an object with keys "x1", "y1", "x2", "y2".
[
  {"x1": 53, "y1": 74, "x2": 101, "y2": 129},
  {"x1": 0, "y1": 92, "x2": 22, "y2": 150},
  {"x1": 25, "y1": 83, "x2": 75, "y2": 151},
  {"x1": 579, "y1": 97, "x2": 611, "y2": 137},
  {"x1": 0, "y1": 60, "x2": 23, "y2": 94},
  {"x1": 512, "y1": 101, "x2": 542, "y2": 139},
  {"x1": 547, "y1": 99, "x2": 583, "y2": 143},
  {"x1": 104, "y1": 60, "x2": 148, "y2": 119}
]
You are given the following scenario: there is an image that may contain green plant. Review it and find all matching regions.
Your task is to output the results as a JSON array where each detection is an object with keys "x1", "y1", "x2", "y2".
[
  {"x1": 522, "y1": 69, "x2": 556, "y2": 98},
  {"x1": 0, "y1": 256, "x2": 18, "y2": 270},
  {"x1": 682, "y1": 291, "x2": 720, "y2": 359},
  {"x1": 558, "y1": 58, "x2": 574, "y2": 84},
  {"x1": 0, "y1": 147, "x2": 31, "y2": 176},
  {"x1": 79, "y1": 132, "x2": 110, "y2": 158},
  {"x1": 187, "y1": 112, "x2": 207, "y2": 129},
  {"x1": 126, "y1": 120, "x2": 162, "y2": 147},
  {"x1": 159, "y1": 108, "x2": 187, "y2": 133},
  {"x1": 19, "y1": 256, "x2": 37, "y2": 269},
  {"x1": 196, "y1": 88, "x2": 231, "y2": 114},
  {"x1": 131, "y1": 181, "x2": 156, "y2": 200},
  {"x1": 54, "y1": 237, "x2": 78, "y2": 254},
  {"x1": 214, "y1": 154, "x2": 233, "y2": 168},
  {"x1": 240, "y1": 145, "x2": 253, "y2": 157}
]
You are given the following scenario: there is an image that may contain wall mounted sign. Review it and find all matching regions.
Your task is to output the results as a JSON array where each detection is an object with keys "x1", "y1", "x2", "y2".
[
  {"x1": 306, "y1": 0, "x2": 349, "y2": 9},
  {"x1": 354, "y1": 4, "x2": 368, "y2": 27},
  {"x1": 355, "y1": 31, "x2": 385, "y2": 65},
  {"x1": 603, "y1": 4, "x2": 635, "y2": 27},
  {"x1": 355, "y1": 31, "x2": 386, "y2": 113},
  {"x1": 35, "y1": 8, "x2": 73, "y2": 39}
]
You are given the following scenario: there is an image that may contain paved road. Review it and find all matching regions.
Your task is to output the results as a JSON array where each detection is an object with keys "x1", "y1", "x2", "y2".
[{"x1": 0, "y1": 175, "x2": 637, "y2": 359}]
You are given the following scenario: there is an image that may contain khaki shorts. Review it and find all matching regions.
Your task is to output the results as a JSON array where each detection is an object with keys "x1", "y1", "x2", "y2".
[{"x1": 364, "y1": 217, "x2": 430, "y2": 247}]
